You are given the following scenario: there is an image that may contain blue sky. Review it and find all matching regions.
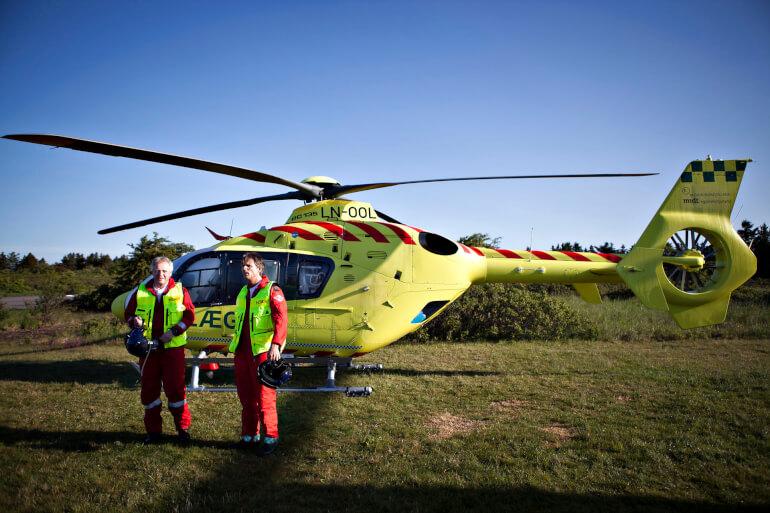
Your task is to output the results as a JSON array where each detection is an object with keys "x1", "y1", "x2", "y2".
[{"x1": 2, "y1": 0, "x2": 768, "y2": 262}]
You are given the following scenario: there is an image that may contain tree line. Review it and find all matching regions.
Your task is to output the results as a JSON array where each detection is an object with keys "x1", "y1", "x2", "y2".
[
  {"x1": 0, "y1": 251, "x2": 115, "y2": 271},
  {"x1": 0, "y1": 234, "x2": 194, "y2": 308}
]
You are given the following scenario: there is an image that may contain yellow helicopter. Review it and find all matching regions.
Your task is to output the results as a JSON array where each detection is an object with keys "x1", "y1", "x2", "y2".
[{"x1": 2, "y1": 134, "x2": 757, "y2": 395}]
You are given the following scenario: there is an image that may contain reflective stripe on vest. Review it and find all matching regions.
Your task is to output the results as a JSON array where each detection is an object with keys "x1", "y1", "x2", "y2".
[
  {"x1": 135, "y1": 282, "x2": 187, "y2": 349},
  {"x1": 229, "y1": 282, "x2": 275, "y2": 356}
]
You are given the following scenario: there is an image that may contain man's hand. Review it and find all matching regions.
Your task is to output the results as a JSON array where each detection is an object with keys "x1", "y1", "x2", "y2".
[
  {"x1": 159, "y1": 331, "x2": 173, "y2": 344},
  {"x1": 129, "y1": 316, "x2": 143, "y2": 329},
  {"x1": 268, "y1": 344, "x2": 281, "y2": 361}
]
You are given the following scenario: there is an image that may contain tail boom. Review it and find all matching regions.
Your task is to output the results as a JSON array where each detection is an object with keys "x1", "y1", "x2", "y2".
[{"x1": 475, "y1": 247, "x2": 624, "y2": 285}]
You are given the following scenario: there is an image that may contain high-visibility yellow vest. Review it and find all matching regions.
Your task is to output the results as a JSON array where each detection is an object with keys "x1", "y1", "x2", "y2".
[
  {"x1": 135, "y1": 282, "x2": 187, "y2": 349},
  {"x1": 229, "y1": 282, "x2": 275, "y2": 356}
]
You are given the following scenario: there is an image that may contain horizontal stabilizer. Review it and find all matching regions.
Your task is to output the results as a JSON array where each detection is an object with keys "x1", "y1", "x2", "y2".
[{"x1": 572, "y1": 283, "x2": 602, "y2": 304}]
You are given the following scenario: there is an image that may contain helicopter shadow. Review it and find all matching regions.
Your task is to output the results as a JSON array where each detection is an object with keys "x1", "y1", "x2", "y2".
[
  {"x1": 0, "y1": 359, "x2": 137, "y2": 387},
  {"x1": 163, "y1": 482, "x2": 765, "y2": 513},
  {"x1": 0, "y1": 425, "x2": 240, "y2": 453},
  {"x1": 379, "y1": 367, "x2": 501, "y2": 377}
]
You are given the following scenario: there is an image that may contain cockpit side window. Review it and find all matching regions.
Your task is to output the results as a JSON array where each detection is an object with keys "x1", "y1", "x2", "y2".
[{"x1": 177, "y1": 254, "x2": 223, "y2": 306}]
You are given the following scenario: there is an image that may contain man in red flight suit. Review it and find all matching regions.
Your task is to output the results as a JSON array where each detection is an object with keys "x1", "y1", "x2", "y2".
[
  {"x1": 230, "y1": 252, "x2": 288, "y2": 455},
  {"x1": 125, "y1": 256, "x2": 195, "y2": 445}
]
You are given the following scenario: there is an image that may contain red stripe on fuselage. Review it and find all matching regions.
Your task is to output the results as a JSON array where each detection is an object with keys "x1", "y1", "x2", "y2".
[
  {"x1": 303, "y1": 221, "x2": 360, "y2": 241},
  {"x1": 596, "y1": 253, "x2": 622, "y2": 263},
  {"x1": 242, "y1": 232, "x2": 266, "y2": 243},
  {"x1": 375, "y1": 222, "x2": 416, "y2": 244},
  {"x1": 459, "y1": 244, "x2": 471, "y2": 254},
  {"x1": 560, "y1": 251, "x2": 591, "y2": 262},
  {"x1": 469, "y1": 246, "x2": 484, "y2": 256},
  {"x1": 530, "y1": 250, "x2": 557, "y2": 260},
  {"x1": 269, "y1": 225, "x2": 323, "y2": 240},
  {"x1": 348, "y1": 221, "x2": 389, "y2": 243},
  {"x1": 495, "y1": 249, "x2": 523, "y2": 259}
]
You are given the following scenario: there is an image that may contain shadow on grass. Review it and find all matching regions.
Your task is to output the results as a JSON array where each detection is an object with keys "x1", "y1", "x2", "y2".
[
  {"x1": 0, "y1": 425, "x2": 247, "y2": 452},
  {"x1": 164, "y1": 482, "x2": 768, "y2": 513},
  {"x1": 152, "y1": 376, "x2": 767, "y2": 513},
  {"x1": 0, "y1": 359, "x2": 136, "y2": 386},
  {"x1": 2, "y1": 388, "x2": 766, "y2": 513},
  {"x1": 380, "y1": 367, "x2": 501, "y2": 377}
]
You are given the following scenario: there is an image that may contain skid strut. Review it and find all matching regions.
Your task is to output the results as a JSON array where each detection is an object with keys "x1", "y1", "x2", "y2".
[{"x1": 184, "y1": 352, "x2": 377, "y2": 396}]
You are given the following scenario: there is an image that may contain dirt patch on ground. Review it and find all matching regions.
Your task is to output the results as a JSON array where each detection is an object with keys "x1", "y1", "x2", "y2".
[
  {"x1": 491, "y1": 399, "x2": 528, "y2": 412},
  {"x1": 426, "y1": 412, "x2": 484, "y2": 440},
  {"x1": 541, "y1": 423, "x2": 578, "y2": 447}
]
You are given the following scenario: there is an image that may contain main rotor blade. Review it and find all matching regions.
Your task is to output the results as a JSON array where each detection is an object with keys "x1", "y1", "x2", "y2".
[
  {"x1": 327, "y1": 172, "x2": 658, "y2": 198},
  {"x1": 3, "y1": 134, "x2": 322, "y2": 198},
  {"x1": 98, "y1": 191, "x2": 304, "y2": 234},
  {"x1": 374, "y1": 210, "x2": 403, "y2": 224}
]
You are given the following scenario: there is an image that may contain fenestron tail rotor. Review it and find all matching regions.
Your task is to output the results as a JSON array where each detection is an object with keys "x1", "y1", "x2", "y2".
[
  {"x1": 662, "y1": 228, "x2": 721, "y2": 293},
  {"x1": 3, "y1": 133, "x2": 658, "y2": 234}
]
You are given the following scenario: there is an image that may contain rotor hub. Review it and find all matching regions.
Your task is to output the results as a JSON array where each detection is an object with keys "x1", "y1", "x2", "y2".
[
  {"x1": 672, "y1": 249, "x2": 706, "y2": 272},
  {"x1": 662, "y1": 228, "x2": 720, "y2": 294}
]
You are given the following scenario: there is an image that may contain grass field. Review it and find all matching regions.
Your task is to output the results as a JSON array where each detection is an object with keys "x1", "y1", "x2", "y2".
[{"x1": 0, "y1": 330, "x2": 768, "y2": 513}]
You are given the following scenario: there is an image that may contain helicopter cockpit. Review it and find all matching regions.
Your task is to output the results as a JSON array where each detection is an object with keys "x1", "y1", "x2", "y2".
[{"x1": 172, "y1": 250, "x2": 334, "y2": 307}]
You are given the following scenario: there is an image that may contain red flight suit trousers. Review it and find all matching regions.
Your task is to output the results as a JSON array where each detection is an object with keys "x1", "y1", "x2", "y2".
[{"x1": 139, "y1": 346, "x2": 191, "y2": 434}]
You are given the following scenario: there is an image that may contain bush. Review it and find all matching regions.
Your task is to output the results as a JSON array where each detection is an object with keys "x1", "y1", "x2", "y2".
[
  {"x1": 79, "y1": 316, "x2": 123, "y2": 338},
  {"x1": 731, "y1": 278, "x2": 770, "y2": 306},
  {"x1": 405, "y1": 283, "x2": 598, "y2": 342},
  {"x1": 0, "y1": 302, "x2": 9, "y2": 328},
  {"x1": 19, "y1": 311, "x2": 40, "y2": 330},
  {"x1": 76, "y1": 283, "x2": 127, "y2": 312}
]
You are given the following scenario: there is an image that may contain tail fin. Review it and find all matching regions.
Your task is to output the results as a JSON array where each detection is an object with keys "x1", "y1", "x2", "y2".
[{"x1": 618, "y1": 158, "x2": 756, "y2": 328}]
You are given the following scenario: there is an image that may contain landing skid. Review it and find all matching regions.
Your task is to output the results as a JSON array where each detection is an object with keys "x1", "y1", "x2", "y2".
[{"x1": 184, "y1": 352, "x2": 381, "y2": 397}]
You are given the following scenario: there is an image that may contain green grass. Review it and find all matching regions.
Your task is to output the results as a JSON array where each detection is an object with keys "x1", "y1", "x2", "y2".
[
  {"x1": 565, "y1": 295, "x2": 770, "y2": 341},
  {"x1": 0, "y1": 309, "x2": 124, "y2": 350},
  {"x1": 0, "y1": 334, "x2": 768, "y2": 513}
]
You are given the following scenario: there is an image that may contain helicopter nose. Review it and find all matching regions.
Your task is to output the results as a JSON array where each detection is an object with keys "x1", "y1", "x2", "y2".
[{"x1": 111, "y1": 290, "x2": 131, "y2": 320}]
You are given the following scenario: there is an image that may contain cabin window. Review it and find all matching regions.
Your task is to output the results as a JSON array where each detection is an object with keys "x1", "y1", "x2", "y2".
[
  {"x1": 223, "y1": 252, "x2": 286, "y2": 304},
  {"x1": 299, "y1": 263, "x2": 326, "y2": 295},
  {"x1": 284, "y1": 255, "x2": 334, "y2": 300},
  {"x1": 179, "y1": 254, "x2": 223, "y2": 305},
  {"x1": 176, "y1": 250, "x2": 332, "y2": 305}
]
